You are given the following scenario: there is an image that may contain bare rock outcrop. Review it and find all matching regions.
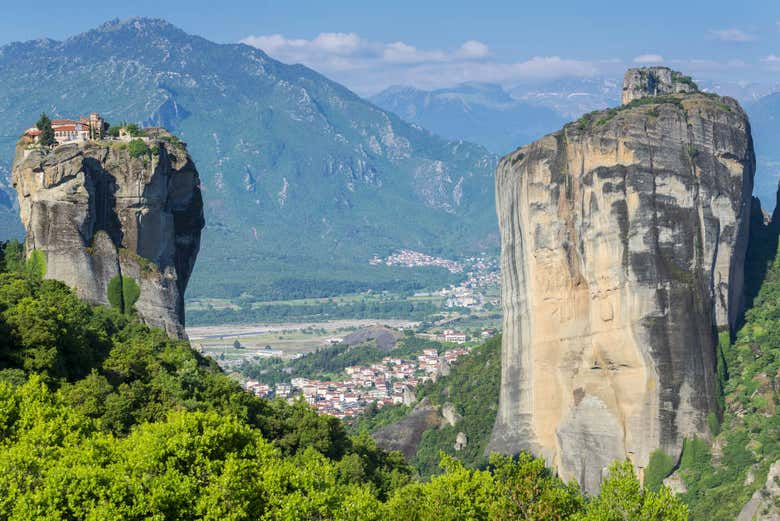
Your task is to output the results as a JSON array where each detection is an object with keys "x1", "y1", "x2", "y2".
[
  {"x1": 373, "y1": 398, "x2": 442, "y2": 459},
  {"x1": 454, "y1": 431, "x2": 468, "y2": 451},
  {"x1": 12, "y1": 130, "x2": 204, "y2": 338},
  {"x1": 737, "y1": 460, "x2": 780, "y2": 521},
  {"x1": 622, "y1": 67, "x2": 698, "y2": 105},
  {"x1": 490, "y1": 68, "x2": 755, "y2": 494},
  {"x1": 441, "y1": 402, "x2": 462, "y2": 427}
]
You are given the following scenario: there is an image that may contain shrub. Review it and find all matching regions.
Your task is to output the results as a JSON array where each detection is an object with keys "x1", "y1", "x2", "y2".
[
  {"x1": 128, "y1": 138, "x2": 150, "y2": 158},
  {"x1": 26, "y1": 249, "x2": 46, "y2": 278},
  {"x1": 107, "y1": 274, "x2": 141, "y2": 314},
  {"x1": 2, "y1": 240, "x2": 24, "y2": 272},
  {"x1": 125, "y1": 123, "x2": 143, "y2": 137},
  {"x1": 707, "y1": 412, "x2": 721, "y2": 436},
  {"x1": 35, "y1": 113, "x2": 56, "y2": 147},
  {"x1": 644, "y1": 449, "x2": 676, "y2": 492},
  {"x1": 672, "y1": 71, "x2": 699, "y2": 90}
]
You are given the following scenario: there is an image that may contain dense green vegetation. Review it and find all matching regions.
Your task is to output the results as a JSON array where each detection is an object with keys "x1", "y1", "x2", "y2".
[
  {"x1": 0, "y1": 242, "x2": 415, "y2": 517},
  {"x1": 127, "y1": 137, "x2": 151, "y2": 158},
  {"x1": 411, "y1": 335, "x2": 501, "y2": 476},
  {"x1": 644, "y1": 449, "x2": 676, "y2": 493},
  {"x1": 106, "y1": 274, "x2": 140, "y2": 314},
  {"x1": 0, "y1": 241, "x2": 690, "y2": 519},
  {"x1": 673, "y1": 226, "x2": 780, "y2": 519},
  {"x1": 189, "y1": 297, "x2": 440, "y2": 326},
  {"x1": 25, "y1": 249, "x2": 46, "y2": 279},
  {"x1": 240, "y1": 332, "x2": 445, "y2": 385}
]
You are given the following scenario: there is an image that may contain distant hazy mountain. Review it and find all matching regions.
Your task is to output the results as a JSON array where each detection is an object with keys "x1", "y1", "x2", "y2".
[
  {"x1": 371, "y1": 83, "x2": 566, "y2": 154},
  {"x1": 369, "y1": 77, "x2": 780, "y2": 211},
  {"x1": 0, "y1": 18, "x2": 499, "y2": 299},
  {"x1": 698, "y1": 80, "x2": 780, "y2": 105},
  {"x1": 747, "y1": 93, "x2": 780, "y2": 208},
  {"x1": 509, "y1": 77, "x2": 621, "y2": 119}
]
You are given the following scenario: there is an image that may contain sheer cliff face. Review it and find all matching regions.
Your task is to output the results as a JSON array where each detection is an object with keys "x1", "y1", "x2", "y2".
[
  {"x1": 12, "y1": 134, "x2": 204, "y2": 338},
  {"x1": 490, "y1": 68, "x2": 755, "y2": 493}
]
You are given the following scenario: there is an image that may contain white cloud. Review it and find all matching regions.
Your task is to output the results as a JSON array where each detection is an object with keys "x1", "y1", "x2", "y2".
[
  {"x1": 240, "y1": 33, "x2": 491, "y2": 67},
  {"x1": 457, "y1": 40, "x2": 490, "y2": 59},
  {"x1": 240, "y1": 31, "x2": 601, "y2": 94},
  {"x1": 310, "y1": 33, "x2": 363, "y2": 55},
  {"x1": 709, "y1": 28, "x2": 756, "y2": 42},
  {"x1": 382, "y1": 42, "x2": 447, "y2": 64},
  {"x1": 668, "y1": 58, "x2": 748, "y2": 73},
  {"x1": 633, "y1": 54, "x2": 664, "y2": 64},
  {"x1": 762, "y1": 54, "x2": 780, "y2": 71}
]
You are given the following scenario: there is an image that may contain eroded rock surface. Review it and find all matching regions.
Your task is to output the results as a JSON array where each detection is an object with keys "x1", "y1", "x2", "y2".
[
  {"x1": 622, "y1": 67, "x2": 698, "y2": 105},
  {"x1": 373, "y1": 398, "x2": 442, "y2": 459},
  {"x1": 490, "y1": 68, "x2": 755, "y2": 493},
  {"x1": 12, "y1": 130, "x2": 204, "y2": 338},
  {"x1": 737, "y1": 460, "x2": 780, "y2": 521}
]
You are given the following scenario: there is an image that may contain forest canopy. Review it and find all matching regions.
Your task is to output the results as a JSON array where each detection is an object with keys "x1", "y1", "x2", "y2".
[{"x1": 0, "y1": 241, "x2": 688, "y2": 520}]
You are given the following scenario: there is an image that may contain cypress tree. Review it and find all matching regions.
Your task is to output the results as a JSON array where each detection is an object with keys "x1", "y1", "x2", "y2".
[{"x1": 36, "y1": 113, "x2": 56, "y2": 147}]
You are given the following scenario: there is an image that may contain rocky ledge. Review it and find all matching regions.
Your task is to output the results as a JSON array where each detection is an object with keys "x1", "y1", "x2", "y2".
[
  {"x1": 12, "y1": 129, "x2": 204, "y2": 338},
  {"x1": 489, "y1": 67, "x2": 755, "y2": 493}
]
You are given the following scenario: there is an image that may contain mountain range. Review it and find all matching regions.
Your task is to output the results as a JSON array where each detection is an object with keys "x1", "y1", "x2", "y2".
[
  {"x1": 0, "y1": 18, "x2": 498, "y2": 299},
  {"x1": 374, "y1": 78, "x2": 780, "y2": 209},
  {"x1": 2, "y1": 18, "x2": 780, "y2": 303},
  {"x1": 370, "y1": 83, "x2": 566, "y2": 154}
]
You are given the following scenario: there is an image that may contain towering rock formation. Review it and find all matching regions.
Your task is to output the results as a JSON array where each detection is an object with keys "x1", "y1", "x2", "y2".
[
  {"x1": 490, "y1": 67, "x2": 755, "y2": 493},
  {"x1": 12, "y1": 129, "x2": 204, "y2": 338}
]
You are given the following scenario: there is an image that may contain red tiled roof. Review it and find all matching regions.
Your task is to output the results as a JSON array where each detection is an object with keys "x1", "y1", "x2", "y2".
[
  {"x1": 25, "y1": 129, "x2": 41, "y2": 136},
  {"x1": 54, "y1": 125, "x2": 87, "y2": 132}
]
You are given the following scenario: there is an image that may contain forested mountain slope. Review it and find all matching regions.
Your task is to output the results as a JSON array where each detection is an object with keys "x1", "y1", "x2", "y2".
[{"x1": 0, "y1": 18, "x2": 498, "y2": 300}]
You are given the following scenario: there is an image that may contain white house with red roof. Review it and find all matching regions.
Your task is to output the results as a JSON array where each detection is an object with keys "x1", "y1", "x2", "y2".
[{"x1": 24, "y1": 112, "x2": 105, "y2": 145}]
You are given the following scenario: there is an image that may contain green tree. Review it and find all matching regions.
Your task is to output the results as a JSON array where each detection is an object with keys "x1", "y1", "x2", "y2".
[
  {"x1": 128, "y1": 138, "x2": 150, "y2": 158},
  {"x1": 385, "y1": 454, "x2": 497, "y2": 520},
  {"x1": 1, "y1": 240, "x2": 24, "y2": 272},
  {"x1": 124, "y1": 123, "x2": 143, "y2": 137},
  {"x1": 489, "y1": 452, "x2": 583, "y2": 520},
  {"x1": 643, "y1": 449, "x2": 675, "y2": 492},
  {"x1": 575, "y1": 461, "x2": 688, "y2": 521},
  {"x1": 106, "y1": 275, "x2": 140, "y2": 314},
  {"x1": 35, "y1": 112, "x2": 55, "y2": 147},
  {"x1": 25, "y1": 249, "x2": 46, "y2": 279}
]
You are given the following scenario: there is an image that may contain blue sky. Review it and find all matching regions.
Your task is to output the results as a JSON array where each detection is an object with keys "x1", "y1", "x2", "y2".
[{"x1": 2, "y1": 0, "x2": 779, "y2": 94}]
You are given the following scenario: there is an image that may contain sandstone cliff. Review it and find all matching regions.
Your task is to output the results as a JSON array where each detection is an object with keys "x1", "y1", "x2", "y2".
[
  {"x1": 490, "y1": 67, "x2": 755, "y2": 493},
  {"x1": 12, "y1": 130, "x2": 204, "y2": 338}
]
